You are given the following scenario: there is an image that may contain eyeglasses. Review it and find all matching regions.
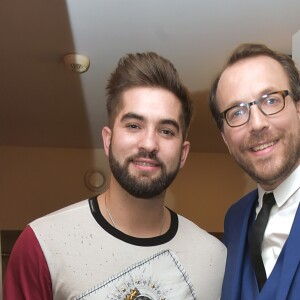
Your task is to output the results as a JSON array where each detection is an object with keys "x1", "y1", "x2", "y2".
[{"x1": 220, "y1": 90, "x2": 289, "y2": 127}]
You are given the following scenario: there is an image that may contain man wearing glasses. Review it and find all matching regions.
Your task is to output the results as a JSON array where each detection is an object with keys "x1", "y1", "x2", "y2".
[{"x1": 209, "y1": 43, "x2": 300, "y2": 299}]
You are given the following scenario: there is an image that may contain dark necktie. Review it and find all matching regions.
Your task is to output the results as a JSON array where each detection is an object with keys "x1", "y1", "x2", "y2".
[{"x1": 250, "y1": 192, "x2": 276, "y2": 291}]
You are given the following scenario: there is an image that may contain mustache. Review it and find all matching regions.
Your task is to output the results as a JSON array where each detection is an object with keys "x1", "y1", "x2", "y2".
[
  {"x1": 128, "y1": 150, "x2": 161, "y2": 164},
  {"x1": 243, "y1": 132, "x2": 276, "y2": 149}
]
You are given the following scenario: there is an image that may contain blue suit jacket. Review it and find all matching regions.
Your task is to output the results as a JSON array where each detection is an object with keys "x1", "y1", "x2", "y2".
[{"x1": 222, "y1": 189, "x2": 300, "y2": 300}]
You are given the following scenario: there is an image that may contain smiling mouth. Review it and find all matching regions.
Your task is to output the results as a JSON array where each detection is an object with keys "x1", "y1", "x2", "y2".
[
  {"x1": 252, "y1": 141, "x2": 277, "y2": 152},
  {"x1": 133, "y1": 161, "x2": 159, "y2": 167}
]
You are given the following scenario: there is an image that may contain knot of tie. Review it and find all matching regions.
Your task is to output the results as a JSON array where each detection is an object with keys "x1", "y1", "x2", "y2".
[{"x1": 263, "y1": 192, "x2": 276, "y2": 207}]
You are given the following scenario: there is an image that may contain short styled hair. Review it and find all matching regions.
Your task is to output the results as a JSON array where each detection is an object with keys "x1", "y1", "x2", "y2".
[
  {"x1": 209, "y1": 43, "x2": 300, "y2": 131},
  {"x1": 106, "y1": 52, "x2": 193, "y2": 138}
]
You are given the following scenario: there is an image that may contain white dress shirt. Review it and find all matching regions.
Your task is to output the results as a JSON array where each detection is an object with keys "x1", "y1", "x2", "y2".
[{"x1": 256, "y1": 164, "x2": 300, "y2": 277}]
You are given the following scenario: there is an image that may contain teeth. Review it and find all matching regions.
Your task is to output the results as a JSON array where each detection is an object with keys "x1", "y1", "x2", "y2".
[
  {"x1": 136, "y1": 161, "x2": 155, "y2": 167},
  {"x1": 253, "y1": 141, "x2": 275, "y2": 152}
]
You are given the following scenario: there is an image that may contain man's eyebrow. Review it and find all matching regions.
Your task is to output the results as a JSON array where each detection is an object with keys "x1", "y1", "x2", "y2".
[
  {"x1": 229, "y1": 89, "x2": 276, "y2": 107},
  {"x1": 160, "y1": 119, "x2": 180, "y2": 132},
  {"x1": 120, "y1": 112, "x2": 144, "y2": 122},
  {"x1": 120, "y1": 112, "x2": 180, "y2": 132}
]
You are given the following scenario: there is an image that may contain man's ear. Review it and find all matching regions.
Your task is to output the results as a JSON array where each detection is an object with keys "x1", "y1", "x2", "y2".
[
  {"x1": 102, "y1": 126, "x2": 112, "y2": 156},
  {"x1": 179, "y1": 141, "x2": 190, "y2": 169},
  {"x1": 296, "y1": 99, "x2": 300, "y2": 119}
]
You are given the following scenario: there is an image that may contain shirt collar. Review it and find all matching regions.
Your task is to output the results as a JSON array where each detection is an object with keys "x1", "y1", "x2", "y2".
[{"x1": 258, "y1": 164, "x2": 300, "y2": 208}]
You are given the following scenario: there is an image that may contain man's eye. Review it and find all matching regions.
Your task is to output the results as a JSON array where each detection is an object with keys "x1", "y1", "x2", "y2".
[
  {"x1": 161, "y1": 129, "x2": 174, "y2": 136},
  {"x1": 265, "y1": 97, "x2": 278, "y2": 105},
  {"x1": 229, "y1": 107, "x2": 247, "y2": 120},
  {"x1": 127, "y1": 123, "x2": 140, "y2": 129}
]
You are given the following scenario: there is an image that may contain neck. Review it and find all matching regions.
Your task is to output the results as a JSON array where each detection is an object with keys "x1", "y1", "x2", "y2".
[{"x1": 99, "y1": 188, "x2": 168, "y2": 238}]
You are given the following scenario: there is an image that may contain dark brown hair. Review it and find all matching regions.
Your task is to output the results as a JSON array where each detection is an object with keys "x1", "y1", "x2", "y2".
[
  {"x1": 209, "y1": 43, "x2": 300, "y2": 131},
  {"x1": 106, "y1": 52, "x2": 193, "y2": 138}
]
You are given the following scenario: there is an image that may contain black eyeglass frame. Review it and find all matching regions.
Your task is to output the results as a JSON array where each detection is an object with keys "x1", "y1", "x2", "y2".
[{"x1": 220, "y1": 90, "x2": 289, "y2": 128}]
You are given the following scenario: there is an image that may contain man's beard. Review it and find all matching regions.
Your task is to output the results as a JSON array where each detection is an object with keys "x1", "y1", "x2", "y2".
[
  {"x1": 109, "y1": 147, "x2": 180, "y2": 199},
  {"x1": 233, "y1": 132, "x2": 300, "y2": 188}
]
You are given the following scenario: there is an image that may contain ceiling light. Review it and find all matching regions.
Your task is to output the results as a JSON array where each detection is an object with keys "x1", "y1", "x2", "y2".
[{"x1": 63, "y1": 53, "x2": 90, "y2": 73}]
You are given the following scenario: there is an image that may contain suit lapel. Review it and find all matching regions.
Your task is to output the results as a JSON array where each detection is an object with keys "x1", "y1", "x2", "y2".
[
  {"x1": 276, "y1": 203, "x2": 300, "y2": 299},
  {"x1": 224, "y1": 190, "x2": 258, "y2": 299}
]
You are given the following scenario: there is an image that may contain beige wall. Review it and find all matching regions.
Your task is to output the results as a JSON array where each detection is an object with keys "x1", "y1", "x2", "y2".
[
  {"x1": 0, "y1": 146, "x2": 255, "y2": 232},
  {"x1": 168, "y1": 152, "x2": 255, "y2": 231}
]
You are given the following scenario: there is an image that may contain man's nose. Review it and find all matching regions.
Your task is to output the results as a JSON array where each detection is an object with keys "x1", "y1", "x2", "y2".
[
  {"x1": 247, "y1": 105, "x2": 270, "y2": 132},
  {"x1": 138, "y1": 130, "x2": 159, "y2": 153}
]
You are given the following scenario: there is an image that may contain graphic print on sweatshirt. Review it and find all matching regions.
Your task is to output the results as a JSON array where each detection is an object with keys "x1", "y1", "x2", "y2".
[{"x1": 75, "y1": 249, "x2": 196, "y2": 299}]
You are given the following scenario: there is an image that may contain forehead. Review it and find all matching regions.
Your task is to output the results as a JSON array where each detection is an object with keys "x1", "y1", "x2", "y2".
[
  {"x1": 217, "y1": 56, "x2": 289, "y2": 109},
  {"x1": 116, "y1": 87, "x2": 182, "y2": 121}
]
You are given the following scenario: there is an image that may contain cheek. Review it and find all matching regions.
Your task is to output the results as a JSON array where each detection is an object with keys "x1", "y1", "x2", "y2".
[
  {"x1": 112, "y1": 132, "x2": 136, "y2": 148},
  {"x1": 110, "y1": 135, "x2": 129, "y2": 157},
  {"x1": 276, "y1": 110, "x2": 300, "y2": 134},
  {"x1": 111, "y1": 133, "x2": 144, "y2": 165},
  {"x1": 163, "y1": 146, "x2": 183, "y2": 167},
  {"x1": 223, "y1": 127, "x2": 248, "y2": 155}
]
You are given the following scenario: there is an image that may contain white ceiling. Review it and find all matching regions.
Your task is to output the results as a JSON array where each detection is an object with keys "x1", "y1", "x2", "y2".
[{"x1": 1, "y1": 0, "x2": 300, "y2": 153}]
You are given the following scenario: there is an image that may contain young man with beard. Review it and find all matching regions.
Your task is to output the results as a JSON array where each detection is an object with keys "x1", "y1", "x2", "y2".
[
  {"x1": 4, "y1": 52, "x2": 226, "y2": 299},
  {"x1": 209, "y1": 43, "x2": 300, "y2": 299}
]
